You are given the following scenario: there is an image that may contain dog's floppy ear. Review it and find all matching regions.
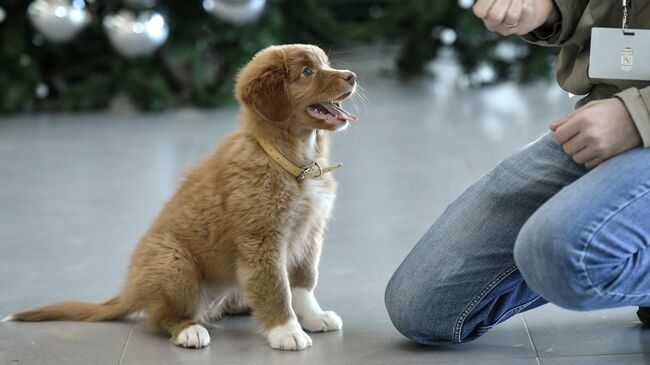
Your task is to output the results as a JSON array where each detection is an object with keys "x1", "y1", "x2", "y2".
[{"x1": 235, "y1": 50, "x2": 292, "y2": 123}]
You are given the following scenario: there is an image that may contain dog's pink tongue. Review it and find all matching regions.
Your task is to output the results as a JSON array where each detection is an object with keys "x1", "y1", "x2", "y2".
[{"x1": 321, "y1": 102, "x2": 358, "y2": 121}]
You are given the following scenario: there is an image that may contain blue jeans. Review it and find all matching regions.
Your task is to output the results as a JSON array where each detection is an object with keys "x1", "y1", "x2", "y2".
[{"x1": 385, "y1": 133, "x2": 650, "y2": 345}]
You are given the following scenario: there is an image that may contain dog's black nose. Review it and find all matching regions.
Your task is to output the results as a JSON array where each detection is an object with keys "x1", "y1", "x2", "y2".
[{"x1": 342, "y1": 72, "x2": 357, "y2": 86}]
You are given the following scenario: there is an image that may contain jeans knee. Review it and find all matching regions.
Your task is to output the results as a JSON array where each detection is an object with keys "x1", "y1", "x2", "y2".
[
  {"x1": 513, "y1": 215, "x2": 549, "y2": 288},
  {"x1": 385, "y1": 271, "x2": 458, "y2": 345},
  {"x1": 514, "y1": 214, "x2": 593, "y2": 310}
]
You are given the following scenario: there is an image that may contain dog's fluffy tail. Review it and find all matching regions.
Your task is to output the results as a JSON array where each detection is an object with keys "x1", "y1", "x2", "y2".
[{"x1": 5, "y1": 295, "x2": 133, "y2": 322}]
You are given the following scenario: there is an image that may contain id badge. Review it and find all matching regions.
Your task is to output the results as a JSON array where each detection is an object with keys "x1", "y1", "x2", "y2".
[{"x1": 589, "y1": 27, "x2": 650, "y2": 81}]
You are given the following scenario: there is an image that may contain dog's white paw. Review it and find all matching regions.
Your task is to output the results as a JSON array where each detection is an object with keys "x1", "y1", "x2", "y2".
[
  {"x1": 173, "y1": 324, "x2": 211, "y2": 349},
  {"x1": 299, "y1": 311, "x2": 342, "y2": 332},
  {"x1": 267, "y1": 319, "x2": 313, "y2": 351}
]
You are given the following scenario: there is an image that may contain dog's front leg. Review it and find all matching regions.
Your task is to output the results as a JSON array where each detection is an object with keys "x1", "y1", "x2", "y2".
[
  {"x1": 290, "y1": 224, "x2": 343, "y2": 333},
  {"x1": 237, "y1": 236, "x2": 312, "y2": 351}
]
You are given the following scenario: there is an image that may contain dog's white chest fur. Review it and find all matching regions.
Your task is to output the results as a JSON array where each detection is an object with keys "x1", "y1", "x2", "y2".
[
  {"x1": 302, "y1": 178, "x2": 335, "y2": 218},
  {"x1": 283, "y1": 177, "x2": 335, "y2": 267}
]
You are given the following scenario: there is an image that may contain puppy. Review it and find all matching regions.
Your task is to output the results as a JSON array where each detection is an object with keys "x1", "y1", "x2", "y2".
[{"x1": 5, "y1": 44, "x2": 358, "y2": 351}]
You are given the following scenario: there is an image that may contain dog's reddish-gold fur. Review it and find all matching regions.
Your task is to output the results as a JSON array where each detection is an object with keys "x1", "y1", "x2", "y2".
[{"x1": 9, "y1": 44, "x2": 357, "y2": 350}]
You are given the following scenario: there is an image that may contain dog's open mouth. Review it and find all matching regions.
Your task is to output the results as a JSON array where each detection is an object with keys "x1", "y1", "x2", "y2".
[{"x1": 307, "y1": 101, "x2": 358, "y2": 124}]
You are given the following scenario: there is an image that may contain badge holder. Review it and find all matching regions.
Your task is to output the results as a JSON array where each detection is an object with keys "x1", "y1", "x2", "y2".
[{"x1": 589, "y1": 0, "x2": 650, "y2": 81}]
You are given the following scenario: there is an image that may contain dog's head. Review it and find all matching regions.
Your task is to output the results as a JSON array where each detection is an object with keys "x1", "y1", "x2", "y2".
[{"x1": 235, "y1": 44, "x2": 358, "y2": 131}]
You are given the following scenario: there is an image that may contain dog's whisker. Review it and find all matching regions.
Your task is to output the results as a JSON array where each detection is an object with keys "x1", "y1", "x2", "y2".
[
  {"x1": 351, "y1": 85, "x2": 370, "y2": 113},
  {"x1": 352, "y1": 95, "x2": 368, "y2": 114},
  {"x1": 332, "y1": 60, "x2": 353, "y2": 70},
  {"x1": 328, "y1": 49, "x2": 359, "y2": 57},
  {"x1": 355, "y1": 95, "x2": 370, "y2": 114},
  {"x1": 354, "y1": 88, "x2": 369, "y2": 102},
  {"x1": 356, "y1": 88, "x2": 370, "y2": 105}
]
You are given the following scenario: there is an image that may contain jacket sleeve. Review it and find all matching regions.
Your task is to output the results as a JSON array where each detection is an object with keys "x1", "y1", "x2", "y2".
[
  {"x1": 615, "y1": 87, "x2": 650, "y2": 148},
  {"x1": 521, "y1": 0, "x2": 590, "y2": 46}
]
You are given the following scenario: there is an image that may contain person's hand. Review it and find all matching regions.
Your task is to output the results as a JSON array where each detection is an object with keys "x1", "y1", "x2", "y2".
[
  {"x1": 472, "y1": 0, "x2": 559, "y2": 36},
  {"x1": 550, "y1": 98, "x2": 642, "y2": 169}
]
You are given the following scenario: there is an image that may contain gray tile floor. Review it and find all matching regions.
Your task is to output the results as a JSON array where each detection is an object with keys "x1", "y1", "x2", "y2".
[{"x1": 2, "y1": 51, "x2": 650, "y2": 365}]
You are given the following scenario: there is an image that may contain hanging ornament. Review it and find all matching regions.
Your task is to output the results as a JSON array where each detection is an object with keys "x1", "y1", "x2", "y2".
[
  {"x1": 458, "y1": 0, "x2": 474, "y2": 9},
  {"x1": 202, "y1": 0, "x2": 266, "y2": 25},
  {"x1": 103, "y1": 9, "x2": 169, "y2": 58},
  {"x1": 471, "y1": 63, "x2": 497, "y2": 84},
  {"x1": 27, "y1": 0, "x2": 90, "y2": 43},
  {"x1": 494, "y1": 42, "x2": 529, "y2": 62},
  {"x1": 35, "y1": 83, "x2": 50, "y2": 99},
  {"x1": 439, "y1": 28, "x2": 457, "y2": 46},
  {"x1": 0, "y1": 6, "x2": 6, "y2": 24},
  {"x1": 121, "y1": 0, "x2": 157, "y2": 9}
]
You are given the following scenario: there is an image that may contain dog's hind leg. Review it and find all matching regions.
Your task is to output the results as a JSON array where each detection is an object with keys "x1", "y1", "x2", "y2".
[
  {"x1": 134, "y1": 235, "x2": 210, "y2": 349},
  {"x1": 148, "y1": 309, "x2": 210, "y2": 349}
]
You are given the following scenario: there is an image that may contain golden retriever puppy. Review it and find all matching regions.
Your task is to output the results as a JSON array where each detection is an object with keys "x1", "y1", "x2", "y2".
[{"x1": 4, "y1": 44, "x2": 358, "y2": 351}]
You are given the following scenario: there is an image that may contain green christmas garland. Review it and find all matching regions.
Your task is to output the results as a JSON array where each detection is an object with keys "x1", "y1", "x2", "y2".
[{"x1": 0, "y1": 0, "x2": 558, "y2": 113}]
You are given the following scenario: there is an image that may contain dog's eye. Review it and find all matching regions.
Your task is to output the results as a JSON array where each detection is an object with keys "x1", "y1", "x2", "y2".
[{"x1": 302, "y1": 67, "x2": 314, "y2": 78}]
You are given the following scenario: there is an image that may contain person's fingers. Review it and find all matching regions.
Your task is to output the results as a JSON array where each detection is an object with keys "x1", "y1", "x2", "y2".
[
  {"x1": 585, "y1": 156, "x2": 606, "y2": 169},
  {"x1": 549, "y1": 116, "x2": 569, "y2": 131},
  {"x1": 473, "y1": 0, "x2": 497, "y2": 19},
  {"x1": 549, "y1": 109, "x2": 581, "y2": 131},
  {"x1": 493, "y1": 0, "x2": 523, "y2": 35},
  {"x1": 551, "y1": 100, "x2": 601, "y2": 130},
  {"x1": 520, "y1": 0, "x2": 536, "y2": 22},
  {"x1": 553, "y1": 117, "x2": 581, "y2": 145},
  {"x1": 561, "y1": 134, "x2": 587, "y2": 155},
  {"x1": 572, "y1": 146, "x2": 600, "y2": 165},
  {"x1": 484, "y1": 0, "x2": 513, "y2": 30},
  {"x1": 503, "y1": 0, "x2": 523, "y2": 27},
  {"x1": 551, "y1": 106, "x2": 586, "y2": 129}
]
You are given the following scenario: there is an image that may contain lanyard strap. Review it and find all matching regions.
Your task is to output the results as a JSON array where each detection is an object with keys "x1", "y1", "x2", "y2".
[{"x1": 622, "y1": 0, "x2": 632, "y2": 31}]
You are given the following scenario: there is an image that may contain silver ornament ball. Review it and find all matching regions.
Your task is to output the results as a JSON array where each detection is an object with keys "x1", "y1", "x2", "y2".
[
  {"x1": 103, "y1": 9, "x2": 169, "y2": 58},
  {"x1": 0, "y1": 6, "x2": 6, "y2": 24},
  {"x1": 439, "y1": 28, "x2": 457, "y2": 45},
  {"x1": 472, "y1": 63, "x2": 497, "y2": 84},
  {"x1": 458, "y1": 0, "x2": 475, "y2": 9},
  {"x1": 203, "y1": 0, "x2": 266, "y2": 25},
  {"x1": 494, "y1": 42, "x2": 529, "y2": 61},
  {"x1": 27, "y1": 0, "x2": 90, "y2": 43},
  {"x1": 35, "y1": 83, "x2": 50, "y2": 99}
]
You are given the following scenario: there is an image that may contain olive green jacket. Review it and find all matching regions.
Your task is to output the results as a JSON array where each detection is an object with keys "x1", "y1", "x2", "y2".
[{"x1": 524, "y1": 0, "x2": 650, "y2": 147}]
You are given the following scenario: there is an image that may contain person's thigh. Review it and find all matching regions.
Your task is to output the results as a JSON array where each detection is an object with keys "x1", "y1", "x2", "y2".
[
  {"x1": 515, "y1": 146, "x2": 650, "y2": 310},
  {"x1": 385, "y1": 133, "x2": 587, "y2": 345}
]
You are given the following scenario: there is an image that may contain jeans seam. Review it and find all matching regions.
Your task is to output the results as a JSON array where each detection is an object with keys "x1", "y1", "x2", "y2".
[
  {"x1": 479, "y1": 294, "x2": 542, "y2": 331},
  {"x1": 453, "y1": 264, "x2": 518, "y2": 343},
  {"x1": 578, "y1": 184, "x2": 650, "y2": 299}
]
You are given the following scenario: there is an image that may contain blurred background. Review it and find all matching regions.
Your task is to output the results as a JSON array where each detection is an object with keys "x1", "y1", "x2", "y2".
[{"x1": 1, "y1": 0, "x2": 558, "y2": 113}]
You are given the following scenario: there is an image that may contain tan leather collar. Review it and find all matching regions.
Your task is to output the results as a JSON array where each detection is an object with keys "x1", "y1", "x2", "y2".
[{"x1": 254, "y1": 136, "x2": 342, "y2": 182}]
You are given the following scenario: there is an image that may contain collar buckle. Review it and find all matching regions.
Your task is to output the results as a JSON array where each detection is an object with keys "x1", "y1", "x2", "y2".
[{"x1": 297, "y1": 161, "x2": 323, "y2": 182}]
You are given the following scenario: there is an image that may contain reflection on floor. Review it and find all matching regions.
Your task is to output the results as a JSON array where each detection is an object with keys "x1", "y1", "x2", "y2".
[{"x1": 1, "y1": 51, "x2": 648, "y2": 365}]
